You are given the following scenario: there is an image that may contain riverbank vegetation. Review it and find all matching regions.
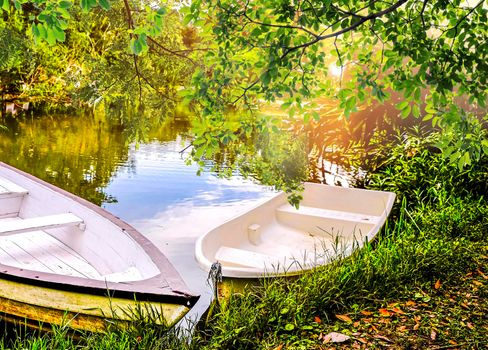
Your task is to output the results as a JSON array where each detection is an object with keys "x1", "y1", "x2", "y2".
[{"x1": 1, "y1": 129, "x2": 486, "y2": 349}]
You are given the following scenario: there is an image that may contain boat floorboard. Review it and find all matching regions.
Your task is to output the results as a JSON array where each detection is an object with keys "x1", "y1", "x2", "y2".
[{"x1": 0, "y1": 218, "x2": 102, "y2": 279}]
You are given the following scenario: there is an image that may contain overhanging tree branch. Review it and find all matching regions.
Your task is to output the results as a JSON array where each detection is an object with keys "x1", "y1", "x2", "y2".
[{"x1": 282, "y1": 0, "x2": 408, "y2": 58}]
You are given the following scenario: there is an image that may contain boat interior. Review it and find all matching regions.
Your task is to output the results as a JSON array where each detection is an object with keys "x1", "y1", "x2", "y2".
[
  {"x1": 0, "y1": 172, "x2": 159, "y2": 283},
  {"x1": 200, "y1": 184, "x2": 394, "y2": 274}
]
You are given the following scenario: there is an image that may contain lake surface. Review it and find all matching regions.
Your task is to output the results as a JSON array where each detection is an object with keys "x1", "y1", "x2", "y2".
[{"x1": 0, "y1": 113, "x2": 275, "y2": 320}]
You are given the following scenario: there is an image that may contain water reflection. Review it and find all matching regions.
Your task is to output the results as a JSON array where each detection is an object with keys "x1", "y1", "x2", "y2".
[
  {"x1": 0, "y1": 113, "x2": 274, "y2": 319},
  {"x1": 102, "y1": 138, "x2": 271, "y2": 222}
]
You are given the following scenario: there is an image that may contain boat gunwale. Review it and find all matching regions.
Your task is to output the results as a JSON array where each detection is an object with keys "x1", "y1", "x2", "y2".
[
  {"x1": 195, "y1": 183, "x2": 396, "y2": 278},
  {"x1": 0, "y1": 161, "x2": 199, "y2": 307}
]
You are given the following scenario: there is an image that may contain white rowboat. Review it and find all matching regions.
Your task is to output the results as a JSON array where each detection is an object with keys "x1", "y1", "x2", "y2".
[
  {"x1": 196, "y1": 183, "x2": 395, "y2": 283},
  {"x1": 0, "y1": 162, "x2": 199, "y2": 332}
]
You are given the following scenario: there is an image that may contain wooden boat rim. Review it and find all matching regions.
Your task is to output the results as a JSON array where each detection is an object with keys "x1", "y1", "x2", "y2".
[{"x1": 0, "y1": 161, "x2": 199, "y2": 307}]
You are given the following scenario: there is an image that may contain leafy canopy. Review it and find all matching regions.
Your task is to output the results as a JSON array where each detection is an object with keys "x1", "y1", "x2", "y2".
[{"x1": 183, "y1": 0, "x2": 487, "y2": 177}]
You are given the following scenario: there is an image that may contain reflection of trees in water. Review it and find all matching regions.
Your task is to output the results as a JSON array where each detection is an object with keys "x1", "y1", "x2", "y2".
[{"x1": 0, "y1": 113, "x2": 191, "y2": 206}]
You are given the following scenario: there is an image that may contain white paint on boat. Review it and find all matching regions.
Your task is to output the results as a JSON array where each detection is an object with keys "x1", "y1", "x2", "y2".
[
  {"x1": 195, "y1": 183, "x2": 396, "y2": 278},
  {"x1": 0, "y1": 162, "x2": 199, "y2": 320},
  {"x1": 0, "y1": 213, "x2": 84, "y2": 235}
]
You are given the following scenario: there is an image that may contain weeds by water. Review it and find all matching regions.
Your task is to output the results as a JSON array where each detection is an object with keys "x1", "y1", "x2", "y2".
[{"x1": 1, "y1": 130, "x2": 487, "y2": 349}]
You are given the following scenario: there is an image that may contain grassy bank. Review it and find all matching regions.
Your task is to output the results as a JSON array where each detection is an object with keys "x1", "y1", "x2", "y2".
[{"x1": 1, "y1": 131, "x2": 487, "y2": 349}]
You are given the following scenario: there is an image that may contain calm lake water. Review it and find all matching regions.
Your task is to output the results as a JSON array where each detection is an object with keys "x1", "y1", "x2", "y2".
[{"x1": 0, "y1": 113, "x2": 275, "y2": 319}]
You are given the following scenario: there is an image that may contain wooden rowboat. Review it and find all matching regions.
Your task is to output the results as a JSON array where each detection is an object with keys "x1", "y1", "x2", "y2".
[
  {"x1": 0, "y1": 162, "x2": 199, "y2": 332},
  {"x1": 195, "y1": 183, "x2": 395, "y2": 297}
]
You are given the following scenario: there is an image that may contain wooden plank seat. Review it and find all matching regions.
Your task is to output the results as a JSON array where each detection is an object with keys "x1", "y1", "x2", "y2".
[
  {"x1": 276, "y1": 204, "x2": 382, "y2": 224},
  {"x1": 215, "y1": 246, "x2": 282, "y2": 269},
  {"x1": 0, "y1": 177, "x2": 28, "y2": 198},
  {"x1": 0, "y1": 213, "x2": 85, "y2": 235}
]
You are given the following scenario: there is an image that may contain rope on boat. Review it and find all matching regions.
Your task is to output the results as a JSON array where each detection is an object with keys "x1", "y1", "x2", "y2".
[{"x1": 207, "y1": 261, "x2": 222, "y2": 304}]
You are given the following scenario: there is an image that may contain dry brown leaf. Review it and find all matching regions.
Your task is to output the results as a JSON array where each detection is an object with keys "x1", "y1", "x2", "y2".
[
  {"x1": 397, "y1": 326, "x2": 407, "y2": 332},
  {"x1": 378, "y1": 308, "x2": 391, "y2": 317},
  {"x1": 430, "y1": 330, "x2": 437, "y2": 340},
  {"x1": 374, "y1": 335, "x2": 392, "y2": 342},
  {"x1": 461, "y1": 303, "x2": 470, "y2": 309},
  {"x1": 449, "y1": 340, "x2": 458, "y2": 345},
  {"x1": 390, "y1": 307, "x2": 405, "y2": 314},
  {"x1": 353, "y1": 321, "x2": 360, "y2": 328},
  {"x1": 370, "y1": 325, "x2": 379, "y2": 332},
  {"x1": 272, "y1": 345, "x2": 284, "y2": 350},
  {"x1": 360, "y1": 310, "x2": 373, "y2": 316},
  {"x1": 413, "y1": 323, "x2": 420, "y2": 331},
  {"x1": 314, "y1": 316, "x2": 322, "y2": 323},
  {"x1": 434, "y1": 279, "x2": 442, "y2": 289},
  {"x1": 336, "y1": 314, "x2": 352, "y2": 323},
  {"x1": 406, "y1": 300, "x2": 416, "y2": 307},
  {"x1": 467, "y1": 322, "x2": 474, "y2": 330},
  {"x1": 357, "y1": 338, "x2": 368, "y2": 344},
  {"x1": 478, "y1": 269, "x2": 488, "y2": 279},
  {"x1": 473, "y1": 280, "x2": 483, "y2": 286}
]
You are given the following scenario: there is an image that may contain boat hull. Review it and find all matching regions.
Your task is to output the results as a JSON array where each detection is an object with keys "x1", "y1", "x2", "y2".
[
  {"x1": 0, "y1": 278, "x2": 189, "y2": 332},
  {"x1": 0, "y1": 162, "x2": 199, "y2": 331}
]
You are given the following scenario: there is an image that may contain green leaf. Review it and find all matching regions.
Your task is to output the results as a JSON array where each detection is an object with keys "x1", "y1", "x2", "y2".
[
  {"x1": 37, "y1": 23, "x2": 47, "y2": 39},
  {"x1": 52, "y1": 25, "x2": 66, "y2": 42},
  {"x1": 285, "y1": 323, "x2": 295, "y2": 331},
  {"x1": 396, "y1": 100, "x2": 409, "y2": 110},
  {"x1": 46, "y1": 27, "x2": 57, "y2": 45},
  {"x1": 1, "y1": 0, "x2": 9, "y2": 11},
  {"x1": 98, "y1": 0, "x2": 110, "y2": 11},
  {"x1": 412, "y1": 104, "x2": 420, "y2": 118},
  {"x1": 80, "y1": 0, "x2": 89, "y2": 12},
  {"x1": 400, "y1": 105, "x2": 411, "y2": 118},
  {"x1": 312, "y1": 111, "x2": 320, "y2": 121},
  {"x1": 59, "y1": 1, "x2": 72, "y2": 9},
  {"x1": 31, "y1": 23, "x2": 40, "y2": 38}
]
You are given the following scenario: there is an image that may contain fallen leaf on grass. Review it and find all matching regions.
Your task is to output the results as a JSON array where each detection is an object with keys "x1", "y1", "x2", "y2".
[
  {"x1": 323, "y1": 332, "x2": 351, "y2": 343},
  {"x1": 374, "y1": 335, "x2": 392, "y2": 342},
  {"x1": 477, "y1": 269, "x2": 488, "y2": 280},
  {"x1": 272, "y1": 345, "x2": 283, "y2": 350},
  {"x1": 466, "y1": 322, "x2": 474, "y2": 330},
  {"x1": 314, "y1": 316, "x2": 322, "y2": 323},
  {"x1": 360, "y1": 310, "x2": 373, "y2": 316},
  {"x1": 378, "y1": 308, "x2": 391, "y2": 317},
  {"x1": 397, "y1": 326, "x2": 407, "y2": 332},
  {"x1": 357, "y1": 338, "x2": 367, "y2": 344},
  {"x1": 473, "y1": 280, "x2": 483, "y2": 286},
  {"x1": 390, "y1": 307, "x2": 405, "y2": 314},
  {"x1": 449, "y1": 340, "x2": 458, "y2": 345},
  {"x1": 413, "y1": 323, "x2": 420, "y2": 331},
  {"x1": 434, "y1": 279, "x2": 442, "y2": 289},
  {"x1": 353, "y1": 321, "x2": 360, "y2": 328},
  {"x1": 336, "y1": 314, "x2": 352, "y2": 323},
  {"x1": 430, "y1": 330, "x2": 437, "y2": 340},
  {"x1": 405, "y1": 300, "x2": 416, "y2": 307}
]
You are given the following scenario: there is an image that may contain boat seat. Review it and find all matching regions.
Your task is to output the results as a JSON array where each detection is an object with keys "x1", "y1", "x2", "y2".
[
  {"x1": 0, "y1": 213, "x2": 85, "y2": 235},
  {"x1": 0, "y1": 177, "x2": 28, "y2": 198},
  {"x1": 215, "y1": 246, "x2": 282, "y2": 269},
  {"x1": 276, "y1": 204, "x2": 382, "y2": 224}
]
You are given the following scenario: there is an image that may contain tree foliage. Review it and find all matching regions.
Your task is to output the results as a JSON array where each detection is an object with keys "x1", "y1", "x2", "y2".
[
  {"x1": 183, "y1": 0, "x2": 487, "y2": 186},
  {"x1": 0, "y1": 0, "x2": 196, "y2": 120},
  {"x1": 1, "y1": 0, "x2": 487, "y2": 191}
]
